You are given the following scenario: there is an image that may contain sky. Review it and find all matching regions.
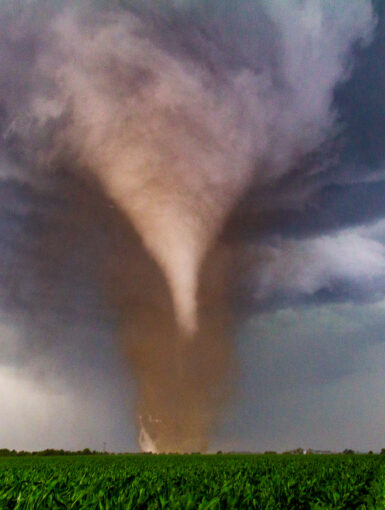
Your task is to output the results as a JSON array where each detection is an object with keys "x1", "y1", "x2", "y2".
[{"x1": 0, "y1": 0, "x2": 385, "y2": 453}]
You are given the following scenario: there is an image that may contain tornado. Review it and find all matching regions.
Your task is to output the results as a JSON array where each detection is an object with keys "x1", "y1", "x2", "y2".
[
  {"x1": 0, "y1": 0, "x2": 374, "y2": 452},
  {"x1": 38, "y1": 7, "x2": 264, "y2": 337}
]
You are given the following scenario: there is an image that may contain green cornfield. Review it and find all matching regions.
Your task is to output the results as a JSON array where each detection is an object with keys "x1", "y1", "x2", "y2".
[{"x1": 0, "y1": 453, "x2": 384, "y2": 509}]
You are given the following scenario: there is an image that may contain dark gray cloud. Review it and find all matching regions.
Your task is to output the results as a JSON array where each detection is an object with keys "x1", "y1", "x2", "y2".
[
  {"x1": 226, "y1": 0, "x2": 385, "y2": 244},
  {"x1": 216, "y1": 301, "x2": 385, "y2": 453},
  {"x1": 335, "y1": 0, "x2": 385, "y2": 170}
]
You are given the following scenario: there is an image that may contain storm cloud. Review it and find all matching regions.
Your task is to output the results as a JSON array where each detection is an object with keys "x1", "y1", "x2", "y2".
[{"x1": 0, "y1": 0, "x2": 384, "y2": 452}]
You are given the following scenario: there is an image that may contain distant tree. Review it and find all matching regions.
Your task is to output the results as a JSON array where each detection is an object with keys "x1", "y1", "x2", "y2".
[
  {"x1": 343, "y1": 449, "x2": 355, "y2": 455},
  {"x1": 282, "y1": 448, "x2": 304, "y2": 455},
  {"x1": 380, "y1": 448, "x2": 385, "y2": 455},
  {"x1": 17, "y1": 451, "x2": 30, "y2": 456},
  {"x1": 216, "y1": 451, "x2": 223, "y2": 455}
]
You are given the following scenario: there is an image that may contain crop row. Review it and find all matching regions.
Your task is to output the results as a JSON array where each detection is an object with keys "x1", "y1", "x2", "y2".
[{"x1": 0, "y1": 454, "x2": 384, "y2": 509}]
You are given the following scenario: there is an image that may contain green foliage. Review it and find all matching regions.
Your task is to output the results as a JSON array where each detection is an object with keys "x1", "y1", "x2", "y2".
[
  {"x1": 0, "y1": 448, "x2": 101, "y2": 457},
  {"x1": 0, "y1": 454, "x2": 383, "y2": 509}
]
